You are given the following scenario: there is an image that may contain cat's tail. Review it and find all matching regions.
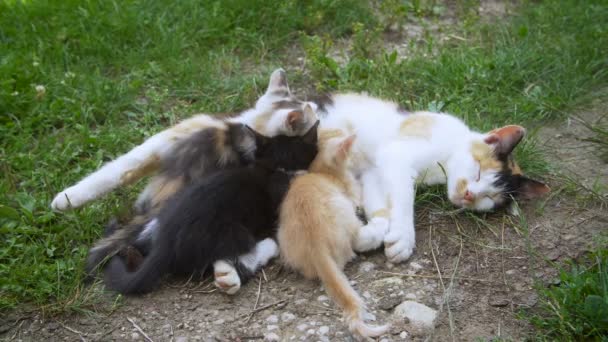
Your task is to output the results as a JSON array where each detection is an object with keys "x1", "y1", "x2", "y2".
[
  {"x1": 84, "y1": 217, "x2": 152, "y2": 281},
  {"x1": 103, "y1": 238, "x2": 170, "y2": 294},
  {"x1": 315, "y1": 253, "x2": 390, "y2": 337}
]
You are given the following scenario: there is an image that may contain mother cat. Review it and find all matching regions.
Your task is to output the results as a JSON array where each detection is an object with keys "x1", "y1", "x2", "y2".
[{"x1": 52, "y1": 69, "x2": 549, "y2": 284}]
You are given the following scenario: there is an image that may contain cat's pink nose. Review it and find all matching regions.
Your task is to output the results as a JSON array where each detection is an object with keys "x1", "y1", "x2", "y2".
[{"x1": 463, "y1": 190, "x2": 475, "y2": 202}]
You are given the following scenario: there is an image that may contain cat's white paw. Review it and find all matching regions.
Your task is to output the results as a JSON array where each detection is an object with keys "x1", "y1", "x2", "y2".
[
  {"x1": 355, "y1": 217, "x2": 390, "y2": 252},
  {"x1": 383, "y1": 228, "x2": 415, "y2": 263},
  {"x1": 213, "y1": 260, "x2": 241, "y2": 295},
  {"x1": 51, "y1": 187, "x2": 88, "y2": 211}
]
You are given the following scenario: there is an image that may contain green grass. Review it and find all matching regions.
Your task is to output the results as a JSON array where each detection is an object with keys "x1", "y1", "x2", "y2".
[
  {"x1": 524, "y1": 246, "x2": 608, "y2": 341},
  {"x1": 1, "y1": 0, "x2": 607, "y2": 315}
]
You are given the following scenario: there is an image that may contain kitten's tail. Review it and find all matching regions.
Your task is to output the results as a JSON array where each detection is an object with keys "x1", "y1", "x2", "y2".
[
  {"x1": 315, "y1": 253, "x2": 390, "y2": 337},
  {"x1": 103, "y1": 241, "x2": 169, "y2": 294},
  {"x1": 84, "y1": 218, "x2": 150, "y2": 281}
]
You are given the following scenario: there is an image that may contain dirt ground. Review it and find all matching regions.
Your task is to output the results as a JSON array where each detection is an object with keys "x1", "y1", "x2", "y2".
[{"x1": 3, "y1": 2, "x2": 607, "y2": 342}]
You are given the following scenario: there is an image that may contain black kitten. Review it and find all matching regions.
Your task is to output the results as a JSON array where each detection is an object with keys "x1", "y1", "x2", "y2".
[{"x1": 103, "y1": 122, "x2": 319, "y2": 294}]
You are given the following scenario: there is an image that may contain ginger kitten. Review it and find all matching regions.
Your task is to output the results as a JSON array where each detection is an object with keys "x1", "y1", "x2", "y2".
[{"x1": 278, "y1": 132, "x2": 389, "y2": 338}]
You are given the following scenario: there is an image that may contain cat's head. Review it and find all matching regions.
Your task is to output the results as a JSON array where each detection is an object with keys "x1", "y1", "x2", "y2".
[
  {"x1": 248, "y1": 117, "x2": 320, "y2": 171},
  {"x1": 447, "y1": 125, "x2": 550, "y2": 211},
  {"x1": 249, "y1": 69, "x2": 319, "y2": 137},
  {"x1": 310, "y1": 130, "x2": 357, "y2": 173}
]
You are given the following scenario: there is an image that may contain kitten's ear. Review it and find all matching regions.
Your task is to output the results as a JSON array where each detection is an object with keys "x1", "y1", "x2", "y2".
[
  {"x1": 337, "y1": 134, "x2": 356, "y2": 161},
  {"x1": 301, "y1": 120, "x2": 320, "y2": 144},
  {"x1": 287, "y1": 104, "x2": 318, "y2": 132},
  {"x1": 484, "y1": 125, "x2": 526, "y2": 156},
  {"x1": 287, "y1": 110, "x2": 303, "y2": 131},
  {"x1": 265, "y1": 68, "x2": 290, "y2": 95},
  {"x1": 516, "y1": 176, "x2": 551, "y2": 199},
  {"x1": 245, "y1": 125, "x2": 269, "y2": 147}
]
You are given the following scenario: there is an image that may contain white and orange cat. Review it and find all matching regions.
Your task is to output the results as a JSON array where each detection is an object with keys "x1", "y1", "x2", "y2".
[
  {"x1": 278, "y1": 132, "x2": 389, "y2": 337},
  {"x1": 52, "y1": 69, "x2": 550, "y2": 292}
]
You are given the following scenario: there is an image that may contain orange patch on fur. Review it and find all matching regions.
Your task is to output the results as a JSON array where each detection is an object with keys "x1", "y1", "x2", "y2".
[
  {"x1": 399, "y1": 115, "x2": 434, "y2": 138},
  {"x1": 371, "y1": 209, "x2": 390, "y2": 218},
  {"x1": 456, "y1": 179, "x2": 468, "y2": 197},
  {"x1": 470, "y1": 141, "x2": 502, "y2": 171},
  {"x1": 253, "y1": 111, "x2": 274, "y2": 133},
  {"x1": 120, "y1": 154, "x2": 161, "y2": 185},
  {"x1": 150, "y1": 176, "x2": 184, "y2": 208}
]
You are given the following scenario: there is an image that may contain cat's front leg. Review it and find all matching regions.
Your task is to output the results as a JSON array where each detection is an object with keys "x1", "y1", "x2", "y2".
[
  {"x1": 213, "y1": 238, "x2": 279, "y2": 295},
  {"x1": 377, "y1": 154, "x2": 417, "y2": 263},
  {"x1": 355, "y1": 169, "x2": 390, "y2": 251}
]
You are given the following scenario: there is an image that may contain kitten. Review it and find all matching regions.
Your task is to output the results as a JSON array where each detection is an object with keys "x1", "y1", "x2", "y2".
[
  {"x1": 278, "y1": 132, "x2": 389, "y2": 337},
  {"x1": 102, "y1": 122, "x2": 319, "y2": 294},
  {"x1": 83, "y1": 118, "x2": 299, "y2": 278}
]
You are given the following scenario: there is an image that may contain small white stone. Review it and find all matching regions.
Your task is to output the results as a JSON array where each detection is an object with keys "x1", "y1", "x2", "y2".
[
  {"x1": 306, "y1": 329, "x2": 316, "y2": 335},
  {"x1": 318, "y1": 326, "x2": 329, "y2": 335},
  {"x1": 409, "y1": 261, "x2": 423, "y2": 271},
  {"x1": 296, "y1": 323, "x2": 308, "y2": 332},
  {"x1": 267, "y1": 325, "x2": 279, "y2": 331},
  {"x1": 405, "y1": 293, "x2": 417, "y2": 300},
  {"x1": 380, "y1": 339, "x2": 389, "y2": 342},
  {"x1": 266, "y1": 315, "x2": 279, "y2": 323},
  {"x1": 317, "y1": 295, "x2": 329, "y2": 302},
  {"x1": 358, "y1": 261, "x2": 376, "y2": 273},
  {"x1": 363, "y1": 291, "x2": 372, "y2": 299},
  {"x1": 212, "y1": 319, "x2": 224, "y2": 325},
  {"x1": 175, "y1": 337, "x2": 188, "y2": 342},
  {"x1": 131, "y1": 332, "x2": 140, "y2": 340},
  {"x1": 393, "y1": 301, "x2": 437, "y2": 329},
  {"x1": 281, "y1": 312, "x2": 296, "y2": 322},
  {"x1": 294, "y1": 299, "x2": 307, "y2": 305},
  {"x1": 264, "y1": 332, "x2": 280, "y2": 341},
  {"x1": 400, "y1": 331, "x2": 408, "y2": 339}
]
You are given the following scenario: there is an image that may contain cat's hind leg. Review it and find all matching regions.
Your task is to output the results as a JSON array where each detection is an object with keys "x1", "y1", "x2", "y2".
[{"x1": 213, "y1": 238, "x2": 279, "y2": 295}]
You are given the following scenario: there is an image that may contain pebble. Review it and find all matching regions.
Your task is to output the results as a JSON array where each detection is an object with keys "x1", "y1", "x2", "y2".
[
  {"x1": 281, "y1": 312, "x2": 296, "y2": 322},
  {"x1": 212, "y1": 319, "x2": 224, "y2": 325},
  {"x1": 266, "y1": 315, "x2": 279, "y2": 323},
  {"x1": 175, "y1": 337, "x2": 188, "y2": 342},
  {"x1": 317, "y1": 295, "x2": 329, "y2": 302},
  {"x1": 131, "y1": 332, "x2": 141, "y2": 340},
  {"x1": 405, "y1": 293, "x2": 417, "y2": 300},
  {"x1": 358, "y1": 261, "x2": 376, "y2": 273},
  {"x1": 294, "y1": 299, "x2": 307, "y2": 305},
  {"x1": 489, "y1": 297, "x2": 511, "y2": 307},
  {"x1": 264, "y1": 332, "x2": 280, "y2": 341},
  {"x1": 296, "y1": 323, "x2": 308, "y2": 332},
  {"x1": 393, "y1": 301, "x2": 437, "y2": 329},
  {"x1": 363, "y1": 291, "x2": 372, "y2": 299},
  {"x1": 267, "y1": 325, "x2": 279, "y2": 331},
  {"x1": 400, "y1": 331, "x2": 408, "y2": 339},
  {"x1": 306, "y1": 329, "x2": 316, "y2": 335},
  {"x1": 318, "y1": 326, "x2": 329, "y2": 335}
]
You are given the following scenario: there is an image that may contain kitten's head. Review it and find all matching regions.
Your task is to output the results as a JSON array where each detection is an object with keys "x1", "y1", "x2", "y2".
[
  {"x1": 310, "y1": 130, "x2": 357, "y2": 173},
  {"x1": 249, "y1": 118, "x2": 320, "y2": 171},
  {"x1": 252, "y1": 69, "x2": 318, "y2": 136},
  {"x1": 447, "y1": 125, "x2": 550, "y2": 211}
]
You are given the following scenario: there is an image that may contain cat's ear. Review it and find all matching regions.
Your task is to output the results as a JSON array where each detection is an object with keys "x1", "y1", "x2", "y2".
[
  {"x1": 516, "y1": 176, "x2": 551, "y2": 199},
  {"x1": 265, "y1": 68, "x2": 290, "y2": 95},
  {"x1": 336, "y1": 134, "x2": 356, "y2": 161},
  {"x1": 484, "y1": 125, "x2": 526, "y2": 156},
  {"x1": 245, "y1": 125, "x2": 269, "y2": 147},
  {"x1": 301, "y1": 120, "x2": 320, "y2": 144},
  {"x1": 287, "y1": 105, "x2": 318, "y2": 132}
]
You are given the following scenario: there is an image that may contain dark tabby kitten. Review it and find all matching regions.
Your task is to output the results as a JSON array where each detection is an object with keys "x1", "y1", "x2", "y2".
[{"x1": 102, "y1": 121, "x2": 319, "y2": 294}]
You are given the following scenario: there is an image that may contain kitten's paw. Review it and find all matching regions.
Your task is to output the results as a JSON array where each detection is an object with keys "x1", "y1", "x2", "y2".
[
  {"x1": 51, "y1": 187, "x2": 87, "y2": 211},
  {"x1": 355, "y1": 218, "x2": 390, "y2": 252},
  {"x1": 384, "y1": 229, "x2": 415, "y2": 263},
  {"x1": 213, "y1": 260, "x2": 241, "y2": 295}
]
